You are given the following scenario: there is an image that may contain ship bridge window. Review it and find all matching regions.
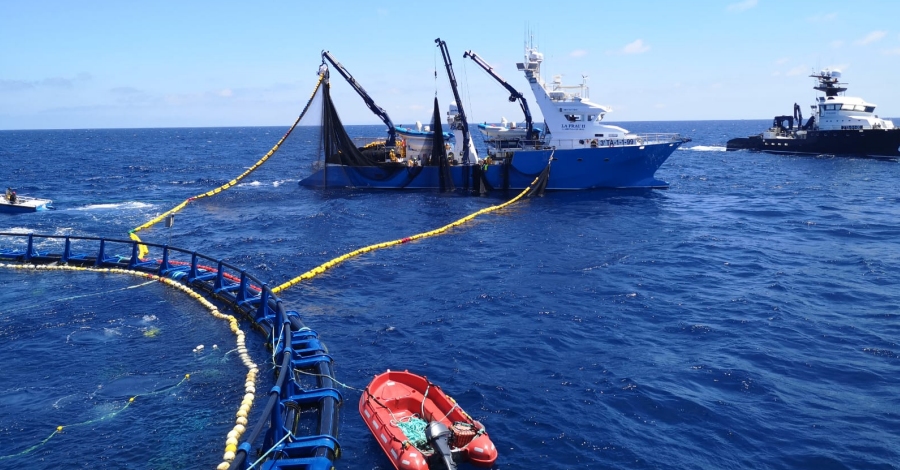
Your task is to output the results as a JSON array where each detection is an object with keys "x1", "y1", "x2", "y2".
[
  {"x1": 588, "y1": 115, "x2": 596, "y2": 121},
  {"x1": 565, "y1": 114, "x2": 582, "y2": 122},
  {"x1": 841, "y1": 104, "x2": 868, "y2": 111},
  {"x1": 826, "y1": 104, "x2": 839, "y2": 111},
  {"x1": 865, "y1": 106, "x2": 875, "y2": 113}
]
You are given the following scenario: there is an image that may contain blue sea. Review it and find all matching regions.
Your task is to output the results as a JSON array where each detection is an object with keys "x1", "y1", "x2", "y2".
[{"x1": 1, "y1": 121, "x2": 899, "y2": 469}]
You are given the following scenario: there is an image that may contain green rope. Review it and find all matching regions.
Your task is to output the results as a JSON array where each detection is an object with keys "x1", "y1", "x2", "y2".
[{"x1": 394, "y1": 416, "x2": 428, "y2": 448}]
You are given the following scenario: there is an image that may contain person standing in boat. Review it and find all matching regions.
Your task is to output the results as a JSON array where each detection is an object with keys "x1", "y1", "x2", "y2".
[{"x1": 6, "y1": 187, "x2": 17, "y2": 204}]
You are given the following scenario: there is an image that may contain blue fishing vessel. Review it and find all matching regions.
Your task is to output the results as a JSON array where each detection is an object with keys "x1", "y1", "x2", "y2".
[
  {"x1": 299, "y1": 40, "x2": 687, "y2": 191},
  {"x1": 465, "y1": 47, "x2": 688, "y2": 189}
]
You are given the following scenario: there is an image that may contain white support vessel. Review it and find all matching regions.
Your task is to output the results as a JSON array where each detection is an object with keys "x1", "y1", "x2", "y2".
[{"x1": 727, "y1": 69, "x2": 900, "y2": 158}]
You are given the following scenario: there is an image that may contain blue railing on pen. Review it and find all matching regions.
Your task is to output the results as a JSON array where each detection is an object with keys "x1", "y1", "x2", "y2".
[{"x1": 0, "y1": 232, "x2": 342, "y2": 470}]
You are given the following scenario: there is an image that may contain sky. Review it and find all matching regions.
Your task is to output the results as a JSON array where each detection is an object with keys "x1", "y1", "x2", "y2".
[{"x1": 2, "y1": 0, "x2": 900, "y2": 129}]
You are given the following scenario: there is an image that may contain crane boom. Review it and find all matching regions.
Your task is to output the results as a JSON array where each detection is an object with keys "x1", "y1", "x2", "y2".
[
  {"x1": 435, "y1": 38, "x2": 472, "y2": 165},
  {"x1": 463, "y1": 49, "x2": 533, "y2": 137},
  {"x1": 321, "y1": 50, "x2": 396, "y2": 147}
]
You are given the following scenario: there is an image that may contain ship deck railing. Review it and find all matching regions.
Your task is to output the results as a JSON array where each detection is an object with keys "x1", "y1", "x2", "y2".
[
  {"x1": 485, "y1": 133, "x2": 685, "y2": 151},
  {"x1": 0, "y1": 232, "x2": 341, "y2": 470},
  {"x1": 551, "y1": 133, "x2": 685, "y2": 150}
]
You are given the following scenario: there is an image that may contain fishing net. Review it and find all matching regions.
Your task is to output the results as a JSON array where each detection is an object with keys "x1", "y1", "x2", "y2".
[{"x1": 299, "y1": 68, "x2": 458, "y2": 189}]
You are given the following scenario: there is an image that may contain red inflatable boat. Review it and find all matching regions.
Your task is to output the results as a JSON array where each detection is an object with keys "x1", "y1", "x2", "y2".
[{"x1": 359, "y1": 370, "x2": 498, "y2": 470}]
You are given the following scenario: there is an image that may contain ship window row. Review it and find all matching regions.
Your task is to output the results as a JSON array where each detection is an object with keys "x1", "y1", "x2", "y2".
[
  {"x1": 820, "y1": 104, "x2": 875, "y2": 112},
  {"x1": 563, "y1": 114, "x2": 600, "y2": 122}
]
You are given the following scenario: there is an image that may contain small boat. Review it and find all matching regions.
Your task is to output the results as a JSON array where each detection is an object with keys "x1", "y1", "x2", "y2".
[
  {"x1": 726, "y1": 69, "x2": 900, "y2": 158},
  {"x1": 1, "y1": 188, "x2": 53, "y2": 213},
  {"x1": 477, "y1": 118, "x2": 529, "y2": 139},
  {"x1": 395, "y1": 121, "x2": 459, "y2": 165},
  {"x1": 359, "y1": 370, "x2": 498, "y2": 470}
]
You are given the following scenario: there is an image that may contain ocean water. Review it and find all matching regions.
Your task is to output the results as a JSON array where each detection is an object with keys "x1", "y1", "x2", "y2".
[{"x1": 1, "y1": 121, "x2": 899, "y2": 469}]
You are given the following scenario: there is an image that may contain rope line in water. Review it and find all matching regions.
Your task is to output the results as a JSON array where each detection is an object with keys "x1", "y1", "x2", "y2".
[
  {"x1": 271, "y1": 162, "x2": 551, "y2": 294},
  {"x1": 293, "y1": 368, "x2": 363, "y2": 392},
  {"x1": 128, "y1": 76, "x2": 325, "y2": 258},
  {"x1": 245, "y1": 430, "x2": 294, "y2": 470},
  {"x1": 0, "y1": 375, "x2": 189, "y2": 461},
  {"x1": 0, "y1": 263, "x2": 258, "y2": 469}
]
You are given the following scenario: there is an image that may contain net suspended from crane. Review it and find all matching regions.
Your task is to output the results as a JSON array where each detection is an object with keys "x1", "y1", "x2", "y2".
[{"x1": 310, "y1": 69, "x2": 456, "y2": 189}]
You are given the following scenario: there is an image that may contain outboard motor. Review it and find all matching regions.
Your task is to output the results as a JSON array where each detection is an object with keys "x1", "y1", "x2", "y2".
[{"x1": 425, "y1": 421, "x2": 457, "y2": 470}]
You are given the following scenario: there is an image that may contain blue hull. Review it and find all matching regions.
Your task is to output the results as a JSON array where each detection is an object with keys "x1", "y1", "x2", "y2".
[{"x1": 300, "y1": 142, "x2": 682, "y2": 190}]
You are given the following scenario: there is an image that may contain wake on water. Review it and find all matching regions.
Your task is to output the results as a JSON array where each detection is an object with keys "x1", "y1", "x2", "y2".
[
  {"x1": 70, "y1": 201, "x2": 155, "y2": 211},
  {"x1": 681, "y1": 145, "x2": 727, "y2": 152}
]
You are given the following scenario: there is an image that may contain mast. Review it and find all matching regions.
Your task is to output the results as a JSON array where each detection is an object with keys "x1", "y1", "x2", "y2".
[
  {"x1": 812, "y1": 70, "x2": 847, "y2": 98},
  {"x1": 321, "y1": 50, "x2": 397, "y2": 147},
  {"x1": 463, "y1": 49, "x2": 534, "y2": 137},
  {"x1": 434, "y1": 38, "x2": 472, "y2": 165}
]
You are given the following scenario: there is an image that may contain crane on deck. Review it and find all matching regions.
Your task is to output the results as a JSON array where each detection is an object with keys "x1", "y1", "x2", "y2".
[
  {"x1": 435, "y1": 38, "x2": 473, "y2": 165},
  {"x1": 463, "y1": 49, "x2": 535, "y2": 139},
  {"x1": 320, "y1": 50, "x2": 397, "y2": 147}
]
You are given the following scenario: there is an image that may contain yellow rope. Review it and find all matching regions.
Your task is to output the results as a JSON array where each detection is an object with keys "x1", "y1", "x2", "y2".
[
  {"x1": 0, "y1": 154, "x2": 547, "y2": 462},
  {"x1": 129, "y1": 75, "x2": 325, "y2": 258},
  {"x1": 271, "y1": 167, "x2": 548, "y2": 294},
  {"x1": 0, "y1": 263, "x2": 257, "y2": 468},
  {"x1": 0, "y1": 375, "x2": 189, "y2": 461}
]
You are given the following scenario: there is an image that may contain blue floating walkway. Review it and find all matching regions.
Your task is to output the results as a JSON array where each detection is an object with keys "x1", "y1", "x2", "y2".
[{"x1": 0, "y1": 232, "x2": 342, "y2": 470}]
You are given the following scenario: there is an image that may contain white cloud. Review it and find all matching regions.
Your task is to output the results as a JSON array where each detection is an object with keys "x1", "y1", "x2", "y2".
[
  {"x1": 110, "y1": 86, "x2": 141, "y2": 95},
  {"x1": 727, "y1": 0, "x2": 757, "y2": 12},
  {"x1": 775, "y1": 57, "x2": 790, "y2": 65},
  {"x1": 0, "y1": 73, "x2": 92, "y2": 92},
  {"x1": 110, "y1": 86, "x2": 153, "y2": 104},
  {"x1": 570, "y1": 49, "x2": 587, "y2": 58},
  {"x1": 807, "y1": 13, "x2": 837, "y2": 23},
  {"x1": 855, "y1": 31, "x2": 887, "y2": 45},
  {"x1": 219, "y1": 88, "x2": 233, "y2": 97},
  {"x1": 786, "y1": 66, "x2": 808, "y2": 76},
  {"x1": 0, "y1": 79, "x2": 37, "y2": 91},
  {"x1": 622, "y1": 39, "x2": 650, "y2": 55}
]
